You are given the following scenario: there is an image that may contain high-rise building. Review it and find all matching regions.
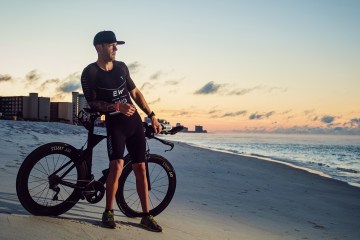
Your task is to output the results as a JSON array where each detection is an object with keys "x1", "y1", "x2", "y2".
[
  {"x1": 0, "y1": 96, "x2": 23, "y2": 120},
  {"x1": 72, "y1": 92, "x2": 79, "y2": 120},
  {"x1": 195, "y1": 125, "x2": 203, "y2": 132},
  {"x1": 78, "y1": 94, "x2": 88, "y2": 112},
  {"x1": 0, "y1": 93, "x2": 50, "y2": 121},
  {"x1": 72, "y1": 92, "x2": 89, "y2": 124},
  {"x1": 50, "y1": 102, "x2": 73, "y2": 123},
  {"x1": 38, "y1": 96, "x2": 50, "y2": 121},
  {"x1": 176, "y1": 122, "x2": 188, "y2": 132}
]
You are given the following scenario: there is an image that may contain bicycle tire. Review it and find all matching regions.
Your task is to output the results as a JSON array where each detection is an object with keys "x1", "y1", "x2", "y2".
[
  {"x1": 116, "y1": 154, "x2": 176, "y2": 217},
  {"x1": 16, "y1": 142, "x2": 87, "y2": 216}
]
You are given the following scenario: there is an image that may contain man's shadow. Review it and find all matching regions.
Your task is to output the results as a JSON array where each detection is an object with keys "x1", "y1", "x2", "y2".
[{"x1": 0, "y1": 191, "x2": 143, "y2": 230}]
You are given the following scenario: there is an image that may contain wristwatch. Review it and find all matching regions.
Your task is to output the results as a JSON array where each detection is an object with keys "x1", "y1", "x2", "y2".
[{"x1": 148, "y1": 111, "x2": 155, "y2": 118}]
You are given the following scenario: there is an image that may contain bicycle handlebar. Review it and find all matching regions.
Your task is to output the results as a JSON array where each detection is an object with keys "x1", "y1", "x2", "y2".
[
  {"x1": 76, "y1": 108, "x2": 184, "y2": 151},
  {"x1": 143, "y1": 122, "x2": 184, "y2": 152}
]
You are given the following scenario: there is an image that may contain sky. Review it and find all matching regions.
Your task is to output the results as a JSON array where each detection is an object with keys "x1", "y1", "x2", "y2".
[{"x1": 0, "y1": 0, "x2": 359, "y2": 133}]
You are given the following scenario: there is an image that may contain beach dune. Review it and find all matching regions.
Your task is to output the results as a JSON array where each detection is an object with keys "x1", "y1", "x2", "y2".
[{"x1": 0, "y1": 120, "x2": 359, "y2": 240}]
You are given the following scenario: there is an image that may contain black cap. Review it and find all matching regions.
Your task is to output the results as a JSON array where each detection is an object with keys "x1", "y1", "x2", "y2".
[{"x1": 93, "y1": 31, "x2": 125, "y2": 46}]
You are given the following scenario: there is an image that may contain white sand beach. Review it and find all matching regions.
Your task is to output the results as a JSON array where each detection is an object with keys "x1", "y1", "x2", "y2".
[{"x1": 0, "y1": 120, "x2": 360, "y2": 240}]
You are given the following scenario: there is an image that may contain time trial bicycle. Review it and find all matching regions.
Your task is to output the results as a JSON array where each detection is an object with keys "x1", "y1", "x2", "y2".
[{"x1": 16, "y1": 109, "x2": 183, "y2": 217}]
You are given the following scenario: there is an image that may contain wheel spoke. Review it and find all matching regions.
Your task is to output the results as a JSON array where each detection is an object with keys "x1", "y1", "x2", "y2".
[{"x1": 25, "y1": 153, "x2": 80, "y2": 207}]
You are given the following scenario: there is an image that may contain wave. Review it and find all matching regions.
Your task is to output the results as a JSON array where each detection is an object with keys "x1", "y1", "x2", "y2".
[{"x1": 336, "y1": 167, "x2": 358, "y2": 174}]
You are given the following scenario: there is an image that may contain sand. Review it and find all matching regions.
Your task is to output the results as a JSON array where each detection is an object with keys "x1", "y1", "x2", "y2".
[{"x1": 0, "y1": 120, "x2": 360, "y2": 240}]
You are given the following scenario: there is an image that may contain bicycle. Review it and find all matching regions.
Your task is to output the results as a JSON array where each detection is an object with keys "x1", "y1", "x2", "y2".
[{"x1": 16, "y1": 109, "x2": 183, "y2": 218}]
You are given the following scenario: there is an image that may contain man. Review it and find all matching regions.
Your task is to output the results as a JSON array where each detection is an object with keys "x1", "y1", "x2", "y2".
[{"x1": 81, "y1": 30, "x2": 162, "y2": 232}]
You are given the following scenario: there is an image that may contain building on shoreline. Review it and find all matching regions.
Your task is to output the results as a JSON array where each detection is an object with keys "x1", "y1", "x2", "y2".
[
  {"x1": 0, "y1": 92, "x2": 89, "y2": 124},
  {"x1": 0, "y1": 93, "x2": 50, "y2": 121},
  {"x1": 176, "y1": 123, "x2": 207, "y2": 133},
  {"x1": 50, "y1": 102, "x2": 73, "y2": 123}
]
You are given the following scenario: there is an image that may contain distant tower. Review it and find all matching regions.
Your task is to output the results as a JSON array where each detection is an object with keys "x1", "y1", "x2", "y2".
[
  {"x1": 72, "y1": 92, "x2": 89, "y2": 124},
  {"x1": 195, "y1": 125, "x2": 204, "y2": 132},
  {"x1": 78, "y1": 94, "x2": 89, "y2": 111}
]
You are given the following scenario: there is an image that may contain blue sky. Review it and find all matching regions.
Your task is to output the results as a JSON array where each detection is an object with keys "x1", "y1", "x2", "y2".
[{"x1": 0, "y1": 0, "x2": 359, "y2": 133}]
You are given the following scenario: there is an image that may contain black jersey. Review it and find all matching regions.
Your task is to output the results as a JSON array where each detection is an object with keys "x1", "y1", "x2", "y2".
[{"x1": 81, "y1": 61, "x2": 136, "y2": 107}]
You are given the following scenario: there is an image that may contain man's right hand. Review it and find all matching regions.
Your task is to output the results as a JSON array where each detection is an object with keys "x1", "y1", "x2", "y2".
[{"x1": 114, "y1": 102, "x2": 136, "y2": 116}]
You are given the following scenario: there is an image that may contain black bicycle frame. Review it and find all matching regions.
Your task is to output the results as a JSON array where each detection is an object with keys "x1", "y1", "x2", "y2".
[
  {"x1": 49, "y1": 117, "x2": 154, "y2": 192},
  {"x1": 85, "y1": 121, "x2": 107, "y2": 179}
]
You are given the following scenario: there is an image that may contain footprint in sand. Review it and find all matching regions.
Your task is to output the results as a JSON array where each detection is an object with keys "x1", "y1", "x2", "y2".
[
  {"x1": 307, "y1": 221, "x2": 325, "y2": 229},
  {"x1": 32, "y1": 135, "x2": 39, "y2": 141}
]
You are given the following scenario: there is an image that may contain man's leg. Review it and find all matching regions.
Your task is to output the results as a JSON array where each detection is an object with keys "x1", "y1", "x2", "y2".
[
  {"x1": 106, "y1": 159, "x2": 124, "y2": 210},
  {"x1": 102, "y1": 159, "x2": 124, "y2": 228},
  {"x1": 132, "y1": 162, "x2": 149, "y2": 212},
  {"x1": 133, "y1": 162, "x2": 162, "y2": 232}
]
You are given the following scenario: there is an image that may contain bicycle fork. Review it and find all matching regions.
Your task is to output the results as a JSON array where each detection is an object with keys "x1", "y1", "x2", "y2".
[{"x1": 145, "y1": 160, "x2": 151, "y2": 191}]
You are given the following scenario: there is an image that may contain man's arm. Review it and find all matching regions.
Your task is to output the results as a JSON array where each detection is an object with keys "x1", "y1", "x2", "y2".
[
  {"x1": 129, "y1": 87, "x2": 152, "y2": 116},
  {"x1": 88, "y1": 101, "x2": 136, "y2": 116},
  {"x1": 130, "y1": 87, "x2": 162, "y2": 133}
]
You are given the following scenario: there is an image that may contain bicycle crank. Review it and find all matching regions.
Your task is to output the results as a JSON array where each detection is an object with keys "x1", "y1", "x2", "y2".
[{"x1": 83, "y1": 181, "x2": 105, "y2": 204}]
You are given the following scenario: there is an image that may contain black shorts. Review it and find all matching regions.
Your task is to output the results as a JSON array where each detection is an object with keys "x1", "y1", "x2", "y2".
[{"x1": 106, "y1": 114, "x2": 146, "y2": 163}]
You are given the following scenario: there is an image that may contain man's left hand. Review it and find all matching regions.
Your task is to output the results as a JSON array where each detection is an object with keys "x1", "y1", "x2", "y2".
[{"x1": 151, "y1": 118, "x2": 162, "y2": 134}]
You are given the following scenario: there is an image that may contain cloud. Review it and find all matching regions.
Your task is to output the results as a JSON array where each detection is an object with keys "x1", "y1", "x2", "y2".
[
  {"x1": 150, "y1": 71, "x2": 163, "y2": 80},
  {"x1": 312, "y1": 116, "x2": 318, "y2": 121},
  {"x1": 286, "y1": 115, "x2": 295, "y2": 120},
  {"x1": 344, "y1": 118, "x2": 360, "y2": 128},
  {"x1": 249, "y1": 113, "x2": 263, "y2": 120},
  {"x1": 37, "y1": 78, "x2": 60, "y2": 92},
  {"x1": 350, "y1": 118, "x2": 360, "y2": 126},
  {"x1": 53, "y1": 73, "x2": 81, "y2": 100},
  {"x1": 266, "y1": 111, "x2": 275, "y2": 118},
  {"x1": 140, "y1": 82, "x2": 154, "y2": 92},
  {"x1": 249, "y1": 111, "x2": 275, "y2": 120},
  {"x1": 229, "y1": 86, "x2": 262, "y2": 95},
  {"x1": 222, "y1": 110, "x2": 247, "y2": 117},
  {"x1": 194, "y1": 81, "x2": 226, "y2": 95},
  {"x1": 304, "y1": 109, "x2": 315, "y2": 115},
  {"x1": 228, "y1": 86, "x2": 287, "y2": 96},
  {"x1": 127, "y1": 61, "x2": 141, "y2": 74},
  {"x1": 260, "y1": 126, "x2": 360, "y2": 135},
  {"x1": 208, "y1": 109, "x2": 220, "y2": 114},
  {"x1": 280, "y1": 109, "x2": 292, "y2": 115},
  {"x1": 165, "y1": 80, "x2": 180, "y2": 86},
  {"x1": 149, "y1": 98, "x2": 161, "y2": 104},
  {"x1": 0, "y1": 74, "x2": 13, "y2": 82},
  {"x1": 172, "y1": 111, "x2": 191, "y2": 117},
  {"x1": 25, "y1": 70, "x2": 41, "y2": 86},
  {"x1": 194, "y1": 82, "x2": 287, "y2": 96},
  {"x1": 59, "y1": 81, "x2": 81, "y2": 92},
  {"x1": 267, "y1": 87, "x2": 288, "y2": 93},
  {"x1": 321, "y1": 115, "x2": 335, "y2": 124}
]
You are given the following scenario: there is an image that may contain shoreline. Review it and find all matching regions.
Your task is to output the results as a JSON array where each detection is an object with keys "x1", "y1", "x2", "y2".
[{"x1": 162, "y1": 137, "x2": 360, "y2": 188}]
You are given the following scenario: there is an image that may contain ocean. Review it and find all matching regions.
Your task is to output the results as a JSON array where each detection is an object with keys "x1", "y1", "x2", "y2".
[{"x1": 161, "y1": 132, "x2": 360, "y2": 188}]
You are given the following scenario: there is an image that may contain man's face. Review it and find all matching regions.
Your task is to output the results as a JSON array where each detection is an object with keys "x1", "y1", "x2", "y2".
[{"x1": 98, "y1": 42, "x2": 118, "y2": 61}]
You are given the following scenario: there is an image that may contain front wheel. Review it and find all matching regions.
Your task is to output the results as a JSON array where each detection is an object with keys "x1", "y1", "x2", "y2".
[{"x1": 116, "y1": 154, "x2": 176, "y2": 217}]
